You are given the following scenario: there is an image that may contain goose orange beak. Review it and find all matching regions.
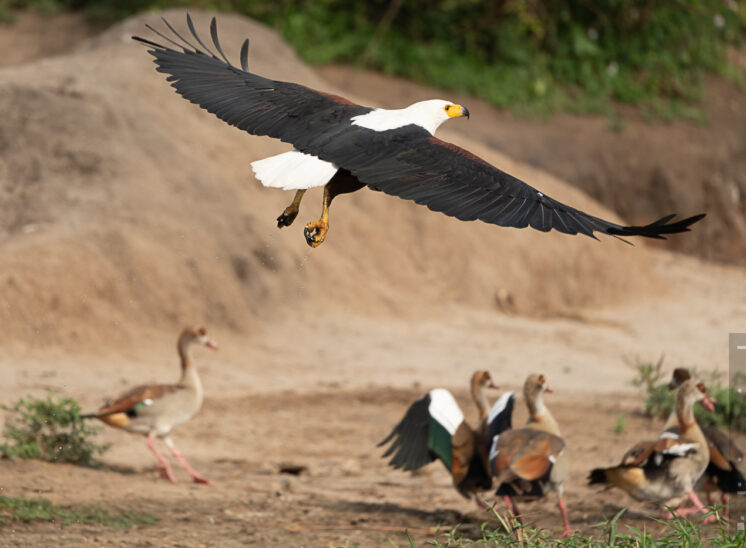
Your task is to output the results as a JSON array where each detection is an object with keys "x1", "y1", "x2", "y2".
[{"x1": 702, "y1": 396, "x2": 716, "y2": 412}]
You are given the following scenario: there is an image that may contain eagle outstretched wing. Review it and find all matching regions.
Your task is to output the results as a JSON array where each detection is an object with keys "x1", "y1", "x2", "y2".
[{"x1": 134, "y1": 15, "x2": 705, "y2": 240}]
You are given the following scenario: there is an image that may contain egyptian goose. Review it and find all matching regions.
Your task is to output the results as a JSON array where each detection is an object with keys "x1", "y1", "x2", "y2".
[
  {"x1": 83, "y1": 327, "x2": 217, "y2": 484},
  {"x1": 379, "y1": 371, "x2": 514, "y2": 506},
  {"x1": 664, "y1": 368, "x2": 744, "y2": 519},
  {"x1": 490, "y1": 373, "x2": 572, "y2": 538},
  {"x1": 588, "y1": 379, "x2": 715, "y2": 521}
]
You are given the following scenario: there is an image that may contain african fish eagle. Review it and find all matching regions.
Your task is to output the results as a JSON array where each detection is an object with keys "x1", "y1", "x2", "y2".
[{"x1": 133, "y1": 15, "x2": 705, "y2": 248}]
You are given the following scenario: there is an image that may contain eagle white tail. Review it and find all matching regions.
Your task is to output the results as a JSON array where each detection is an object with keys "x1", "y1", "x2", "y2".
[{"x1": 250, "y1": 150, "x2": 338, "y2": 191}]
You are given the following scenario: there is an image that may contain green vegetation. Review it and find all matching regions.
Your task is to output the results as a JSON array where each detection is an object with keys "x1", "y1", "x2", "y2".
[
  {"x1": 1, "y1": 393, "x2": 109, "y2": 465},
  {"x1": 613, "y1": 413, "x2": 626, "y2": 434},
  {"x1": 400, "y1": 508, "x2": 743, "y2": 547},
  {"x1": 631, "y1": 357, "x2": 746, "y2": 432},
  {"x1": 0, "y1": 495, "x2": 159, "y2": 528},
  {"x1": 2, "y1": 1, "x2": 745, "y2": 119}
]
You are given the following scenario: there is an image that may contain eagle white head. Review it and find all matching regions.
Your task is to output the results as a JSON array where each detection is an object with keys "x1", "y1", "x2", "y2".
[{"x1": 351, "y1": 99, "x2": 469, "y2": 135}]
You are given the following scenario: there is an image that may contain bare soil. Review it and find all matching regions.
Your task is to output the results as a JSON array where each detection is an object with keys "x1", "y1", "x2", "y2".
[
  {"x1": 2, "y1": 386, "x2": 744, "y2": 547},
  {"x1": 0, "y1": 9, "x2": 744, "y2": 547}
]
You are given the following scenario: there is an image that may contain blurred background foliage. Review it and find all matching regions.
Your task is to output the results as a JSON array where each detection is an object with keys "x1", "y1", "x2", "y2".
[{"x1": 2, "y1": 0, "x2": 745, "y2": 118}]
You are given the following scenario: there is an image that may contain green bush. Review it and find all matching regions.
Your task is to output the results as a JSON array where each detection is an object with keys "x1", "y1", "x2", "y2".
[
  {"x1": 239, "y1": 0, "x2": 746, "y2": 118},
  {"x1": 3, "y1": 0, "x2": 745, "y2": 119},
  {"x1": 631, "y1": 358, "x2": 746, "y2": 432},
  {"x1": 0, "y1": 393, "x2": 109, "y2": 465}
]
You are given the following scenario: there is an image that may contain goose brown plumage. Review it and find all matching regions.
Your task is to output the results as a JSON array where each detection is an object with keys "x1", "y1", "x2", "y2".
[
  {"x1": 662, "y1": 368, "x2": 744, "y2": 519},
  {"x1": 379, "y1": 371, "x2": 515, "y2": 507},
  {"x1": 490, "y1": 373, "x2": 572, "y2": 538},
  {"x1": 83, "y1": 327, "x2": 217, "y2": 484},
  {"x1": 589, "y1": 379, "x2": 716, "y2": 521}
]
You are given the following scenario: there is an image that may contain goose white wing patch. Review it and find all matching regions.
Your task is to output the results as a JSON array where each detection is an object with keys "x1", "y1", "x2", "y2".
[
  {"x1": 662, "y1": 442, "x2": 698, "y2": 456},
  {"x1": 489, "y1": 435, "x2": 500, "y2": 463},
  {"x1": 251, "y1": 150, "x2": 338, "y2": 190},
  {"x1": 428, "y1": 388, "x2": 464, "y2": 435},
  {"x1": 488, "y1": 391, "x2": 515, "y2": 424}
]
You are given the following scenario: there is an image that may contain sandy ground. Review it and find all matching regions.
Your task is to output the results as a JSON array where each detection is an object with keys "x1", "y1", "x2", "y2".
[{"x1": 0, "y1": 9, "x2": 744, "y2": 547}]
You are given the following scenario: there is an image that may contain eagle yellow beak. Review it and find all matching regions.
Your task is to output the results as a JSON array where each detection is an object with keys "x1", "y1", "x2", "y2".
[{"x1": 446, "y1": 104, "x2": 469, "y2": 119}]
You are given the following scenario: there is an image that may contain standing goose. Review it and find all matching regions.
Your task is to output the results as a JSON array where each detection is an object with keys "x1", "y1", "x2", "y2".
[
  {"x1": 490, "y1": 374, "x2": 572, "y2": 538},
  {"x1": 664, "y1": 368, "x2": 744, "y2": 519},
  {"x1": 589, "y1": 379, "x2": 716, "y2": 521},
  {"x1": 83, "y1": 327, "x2": 217, "y2": 484},
  {"x1": 379, "y1": 371, "x2": 514, "y2": 506}
]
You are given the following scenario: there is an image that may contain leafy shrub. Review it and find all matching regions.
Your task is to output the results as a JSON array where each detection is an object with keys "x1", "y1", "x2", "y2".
[
  {"x1": 631, "y1": 358, "x2": 746, "y2": 432},
  {"x1": 3, "y1": 0, "x2": 745, "y2": 118},
  {"x1": 0, "y1": 393, "x2": 109, "y2": 465}
]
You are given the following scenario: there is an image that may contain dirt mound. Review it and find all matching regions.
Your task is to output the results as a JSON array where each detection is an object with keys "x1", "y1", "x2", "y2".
[
  {"x1": 0, "y1": 11, "x2": 106, "y2": 68},
  {"x1": 0, "y1": 9, "x2": 698, "y2": 353}
]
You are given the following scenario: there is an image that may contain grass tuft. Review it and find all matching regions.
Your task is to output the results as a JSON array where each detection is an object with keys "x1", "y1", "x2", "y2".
[
  {"x1": 401, "y1": 508, "x2": 743, "y2": 546},
  {"x1": 0, "y1": 495, "x2": 160, "y2": 528}
]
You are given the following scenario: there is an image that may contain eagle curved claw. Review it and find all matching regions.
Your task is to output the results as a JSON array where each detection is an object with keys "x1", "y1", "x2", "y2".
[
  {"x1": 304, "y1": 220, "x2": 328, "y2": 247},
  {"x1": 277, "y1": 189, "x2": 306, "y2": 228},
  {"x1": 276, "y1": 209, "x2": 298, "y2": 228}
]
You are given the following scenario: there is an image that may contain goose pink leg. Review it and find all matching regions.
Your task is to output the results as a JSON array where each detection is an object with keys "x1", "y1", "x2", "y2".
[
  {"x1": 475, "y1": 495, "x2": 492, "y2": 511},
  {"x1": 687, "y1": 488, "x2": 718, "y2": 523},
  {"x1": 662, "y1": 490, "x2": 719, "y2": 522},
  {"x1": 704, "y1": 478, "x2": 714, "y2": 506},
  {"x1": 146, "y1": 433, "x2": 176, "y2": 483},
  {"x1": 164, "y1": 437, "x2": 211, "y2": 485},
  {"x1": 503, "y1": 496, "x2": 523, "y2": 523},
  {"x1": 558, "y1": 498, "x2": 573, "y2": 538}
]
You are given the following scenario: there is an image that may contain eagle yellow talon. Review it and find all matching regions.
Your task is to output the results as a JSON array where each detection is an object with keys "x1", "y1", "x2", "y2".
[{"x1": 304, "y1": 220, "x2": 328, "y2": 248}]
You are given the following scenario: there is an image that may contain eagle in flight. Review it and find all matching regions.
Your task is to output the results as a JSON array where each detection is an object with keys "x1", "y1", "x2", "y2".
[{"x1": 134, "y1": 15, "x2": 704, "y2": 248}]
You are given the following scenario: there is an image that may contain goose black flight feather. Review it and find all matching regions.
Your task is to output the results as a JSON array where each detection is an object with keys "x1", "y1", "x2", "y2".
[
  {"x1": 133, "y1": 15, "x2": 705, "y2": 247},
  {"x1": 378, "y1": 374, "x2": 514, "y2": 501}
]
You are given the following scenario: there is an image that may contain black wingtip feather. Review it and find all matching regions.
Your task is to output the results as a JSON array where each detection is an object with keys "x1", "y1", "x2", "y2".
[
  {"x1": 143, "y1": 22, "x2": 186, "y2": 52},
  {"x1": 608, "y1": 213, "x2": 706, "y2": 239},
  {"x1": 210, "y1": 17, "x2": 232, "y2": 65},
  {"x1": 132, "y1": 35, "x2": 163, "y2": 49},
  {"x1": 161, "y1": 16, "x2": 200, "y2": 53},
  {"x1": 186, "y1": 12, "x2": 218, "y2": 59},
  {"x1": 240, "y1": 39, "x2": 250, "y2": 72}
]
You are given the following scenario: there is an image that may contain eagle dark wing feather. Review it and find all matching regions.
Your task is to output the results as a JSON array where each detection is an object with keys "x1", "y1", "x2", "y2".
[
  {"x1": 136, "y1": 16, "x2": 704, "y2": 240},
  {"x1": 133, "y1": 15, "x2": 370, "y2": 145},
  {"x1": 340, "y1": 134, "x2": 704, "y2": 239}
]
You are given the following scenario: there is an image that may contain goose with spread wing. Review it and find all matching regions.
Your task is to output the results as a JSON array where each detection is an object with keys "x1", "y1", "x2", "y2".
[{"x1": 379, "y1": 371, "x2": 514, "y2": 507}]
